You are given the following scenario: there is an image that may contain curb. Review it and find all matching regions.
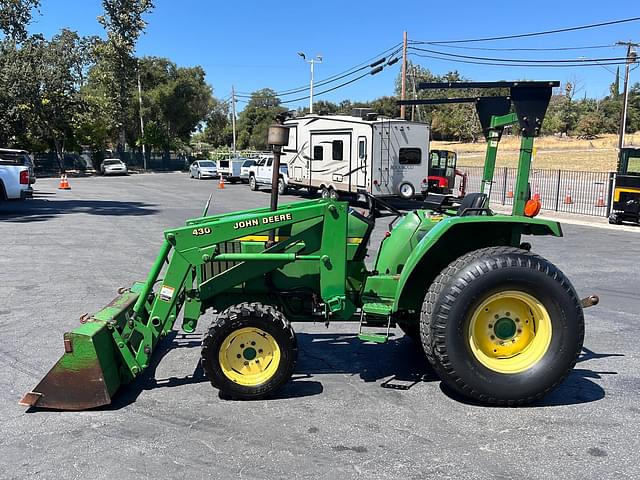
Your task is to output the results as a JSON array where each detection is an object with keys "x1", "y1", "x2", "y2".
[{"x1": 490, "y1": 204, "x2": 639, "y2": 233}]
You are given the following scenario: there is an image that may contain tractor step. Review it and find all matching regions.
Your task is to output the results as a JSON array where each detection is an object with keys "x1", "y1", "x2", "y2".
[
  {"x1": 357, "y1": 332, "x2": 389, "y2": 344},
  {"x1": 361, "y1": 302, "x2": 393, "y2": 316},
  {"x1": 357, "y1": 310, "x2": 393, "y2": 344}
]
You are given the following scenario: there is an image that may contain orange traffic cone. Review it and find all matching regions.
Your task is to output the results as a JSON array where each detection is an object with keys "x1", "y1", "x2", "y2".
[
  {"x1": 58, "y1": 173, "x2": 71, "y2": 190},
  {"x1": 564, "y1": 188, "x2": 573, "y2": 205},
  {"x1": 506, "y1": 184, "x2": 514, "y2": 199},
  {"x1": 533, "y1": 186, "x2": 541, "y2": 202},
  {"x1": 218, "y1": 176, "x2": 225, "y2": 189},
  {"x1": 595, "y1": 190, "x2": 606, "y2": 207}
]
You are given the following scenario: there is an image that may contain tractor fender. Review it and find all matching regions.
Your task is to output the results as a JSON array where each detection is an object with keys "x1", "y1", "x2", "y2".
[{"x1": 391, "y1": 215, "x2": 563, "y2": 313}]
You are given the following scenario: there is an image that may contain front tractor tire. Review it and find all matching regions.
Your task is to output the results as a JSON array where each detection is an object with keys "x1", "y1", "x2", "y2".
[
  {"x1": 421, "y1": 246, "x2": 584, "y2": 406},
  {"x1": 201, "y1": 303, "x2": 298, "y2": 400}
]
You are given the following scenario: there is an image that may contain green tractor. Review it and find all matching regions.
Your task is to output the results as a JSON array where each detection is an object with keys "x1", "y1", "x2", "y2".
[{"x1": 21, "y1": 81, "x2": 597, "y2": 410}]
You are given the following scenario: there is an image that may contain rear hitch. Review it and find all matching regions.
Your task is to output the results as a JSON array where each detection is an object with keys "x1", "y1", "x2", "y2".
[{"x1": 580, "y1": 295, "x2": 599, "y2": 308}]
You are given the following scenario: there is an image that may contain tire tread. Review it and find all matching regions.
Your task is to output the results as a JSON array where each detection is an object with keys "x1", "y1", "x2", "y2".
[{"x1": 420, "y1": 246, "x2": 584, "y2": 406}]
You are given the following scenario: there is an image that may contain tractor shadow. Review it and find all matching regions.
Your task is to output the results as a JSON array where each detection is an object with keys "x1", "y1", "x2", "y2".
[
  {"x1": 0, "y1": 197, "x2": 158, "y2": 222},
  {"x1": 294, "y1": 331, "x2": 437, "y2": 386},
  {"x1": 109, "y1": 332, "x2": 207, "y2": 410},
  {"x1": 109, "y1": 334, "x2": 617, "y2": 410},
  {"x1": 440, "y1": 346, "x2": 621, "y2": 407},
  {"x1": 109, "y1": 330, "x2": 433, "y2": 409}
]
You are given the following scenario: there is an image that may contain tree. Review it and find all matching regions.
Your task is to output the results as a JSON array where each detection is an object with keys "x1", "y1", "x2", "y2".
[
  {"x1": 394, "y1": 64, "x2": 485, "y2": 140},
  {"x1": 236, "y1": 89, "x2": 285, "y2": 150},
  {"x1": 32, "y1": 29, "x2": 92, "y2": 165},
  {"x1": 610, "y1": 67, "x2": 620, "y2": 98},
  {"x1": 0, "y1": 0, "x2": 39, "y2": 43},
  {"x1": 203, "y1": 98, "x2": 232, "y2": 147},
  {"x1": 137, "y1": 56, "x2": 213, "y2": 152},
  {"x1": 96, "y1": 0, "x2": 154, "y2": 149},
  {"x1": 576, "y1": 111, "x2": 605, "y2": 138}
]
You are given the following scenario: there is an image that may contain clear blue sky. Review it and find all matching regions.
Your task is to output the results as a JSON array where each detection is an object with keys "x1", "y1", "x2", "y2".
[{"x1": 29, "y1": 1, "x2": 640, "y2": 110}]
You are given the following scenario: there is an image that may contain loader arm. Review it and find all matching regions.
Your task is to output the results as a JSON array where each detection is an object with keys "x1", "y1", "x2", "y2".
[{"x1": 21, "y1": 199, "x2": 352, "y2": 410}]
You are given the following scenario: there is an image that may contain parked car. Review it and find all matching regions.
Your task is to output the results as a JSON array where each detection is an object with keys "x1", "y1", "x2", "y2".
[
  {"x1": 239, "y1": 159, "x2": 257, "y2": 183},
  {"x1": 248, "y1": 154, "x2": 290, "y2": 195},
  {"x1": 189, "y1": 160, "x2": 218, "y2": 179},
  {"x1": 101, "y1": 158, "x2": 128, "y2": 175},
  {"x1": 0, "y1": 148, "x2": 34, "y2": 200}
]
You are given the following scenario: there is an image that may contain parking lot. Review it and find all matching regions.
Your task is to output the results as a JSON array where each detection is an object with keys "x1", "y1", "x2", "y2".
[{"x1": 1, "y1": 172, "x2": 639, "y2": 479}]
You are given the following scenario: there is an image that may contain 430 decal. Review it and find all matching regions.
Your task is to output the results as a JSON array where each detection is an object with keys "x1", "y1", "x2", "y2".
[{"x1": 192, "y1": 227, "x2": 212, "y2": 236}]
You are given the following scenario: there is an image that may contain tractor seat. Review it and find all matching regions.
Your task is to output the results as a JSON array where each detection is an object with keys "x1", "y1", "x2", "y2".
[{"x1": 457, "y1": 192, "x2": 489, "y2": 216}]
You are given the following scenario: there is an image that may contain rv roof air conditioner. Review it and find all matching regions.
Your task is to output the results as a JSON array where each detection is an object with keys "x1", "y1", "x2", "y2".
[{"x1": 351, "y1": 108, "x2": 377, "y2": 120}]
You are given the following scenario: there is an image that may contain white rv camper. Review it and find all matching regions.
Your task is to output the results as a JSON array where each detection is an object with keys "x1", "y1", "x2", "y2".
[{"x1": 281, "y1": 110, "x2": 430, "y2": 199}]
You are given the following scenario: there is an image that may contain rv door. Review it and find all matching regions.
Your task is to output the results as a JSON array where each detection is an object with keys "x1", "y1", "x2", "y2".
[{"x1": 310, "y1": 132, "x2": 352, "y2": 191}]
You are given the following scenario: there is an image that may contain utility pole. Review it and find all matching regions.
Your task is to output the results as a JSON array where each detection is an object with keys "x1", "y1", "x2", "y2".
[
  {"x1": 400, "y1": 31, "x2": 408, "y2": 120},
  {"x1": 617, "y1": 41, "x2": 639, "y2": 150},
  {"x1": 231, "y1": 85, "x2": 237, "y2": 155},
  {"x1": 411, "y1": 65, "x2": 419, "y2": 122},
  {"x1": 137, "y1": 69, "x2": 146, "y2": 171}
]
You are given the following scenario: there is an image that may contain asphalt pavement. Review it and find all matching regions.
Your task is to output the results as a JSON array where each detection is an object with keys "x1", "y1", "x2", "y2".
[{"x1": 1, "y1": 173, "x2": 639, "y2": 479}]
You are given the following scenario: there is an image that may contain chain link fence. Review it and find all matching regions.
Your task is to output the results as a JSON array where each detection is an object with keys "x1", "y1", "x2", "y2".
[
  {"x1": 33, "y1": 149, "x2": 274, "y2": 175},
  {"x1": 457, "y1": 166, "x2": 614, "y2": 217}
]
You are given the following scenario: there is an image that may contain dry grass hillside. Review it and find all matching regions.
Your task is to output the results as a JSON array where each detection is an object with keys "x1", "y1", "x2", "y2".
[{"x1": 431, "y1": 133, "x2": 640, "y2": 172}]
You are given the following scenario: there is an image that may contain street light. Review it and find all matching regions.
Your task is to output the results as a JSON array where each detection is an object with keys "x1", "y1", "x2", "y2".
[{"x1": 298, "y1": 51, "x2": 323, "y2": 113}]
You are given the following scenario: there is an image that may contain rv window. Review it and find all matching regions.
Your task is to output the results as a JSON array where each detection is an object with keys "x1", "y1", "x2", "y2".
[
  {"x1": 287, "y1": 126, "x2": 297, "y2": 150},
  {"x1": 313, "y1": 146, "x2": 323, "y2": 160},
  {"x1": 332, "y1": 140, "x2": 343, "y2": 161},
  {"x1": 358, "y1": 140, "x2": 366, "y2": 159},
  {"x1": 400, "y1": 148, "x2": 421, "y2": 165}
]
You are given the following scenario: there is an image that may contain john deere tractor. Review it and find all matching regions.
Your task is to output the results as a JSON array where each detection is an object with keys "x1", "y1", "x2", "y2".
[{"x1": 21, "y1": 81, "x2": 597, "y2": 410}]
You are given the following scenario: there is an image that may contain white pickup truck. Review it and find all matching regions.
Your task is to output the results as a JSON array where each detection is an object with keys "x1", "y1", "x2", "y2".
[
  {"x1": 247, "y1": 154, "x2": 290, "y2": 195},
  {"x1": 0, "y1": 148, "x2": 34, "y2": 201}
]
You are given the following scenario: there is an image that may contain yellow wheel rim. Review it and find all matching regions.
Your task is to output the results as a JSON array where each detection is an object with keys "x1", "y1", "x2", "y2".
[
  {"x1": 467, "y1": 291, "x2": 552, "y2": 374},
  {"x1": 218, "y1": 327, "x2": 281, "y2": 386}
]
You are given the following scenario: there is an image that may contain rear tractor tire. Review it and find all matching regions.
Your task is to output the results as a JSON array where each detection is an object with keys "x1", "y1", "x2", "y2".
[
  {"x1": 420, "y1": 246, "x2": 584, "y2": 406},
  {"x1": 201, "y1": 302, "x2": 298, "y2": 399}
]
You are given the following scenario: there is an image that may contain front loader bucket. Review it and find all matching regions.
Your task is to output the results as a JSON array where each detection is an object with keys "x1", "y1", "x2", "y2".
[
  {"x1": 20, "y1": 289, "x2": 143, "y2": 410},
  {"x1": 20, "y1": 321, "x2": 123, "y2": 410}
]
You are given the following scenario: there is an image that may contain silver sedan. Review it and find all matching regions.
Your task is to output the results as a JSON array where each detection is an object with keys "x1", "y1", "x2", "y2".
[
  {"x1": 101, "y1": 158, "x2": 128, "y2": 175},
  {"x1": 189, "y1": 160, "x2": 218, "y2": 179}
]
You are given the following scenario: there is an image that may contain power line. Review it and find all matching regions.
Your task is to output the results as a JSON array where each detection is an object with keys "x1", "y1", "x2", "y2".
[
  {"x1": 275, "y1": 43, "x2": 401, "y2": 96},
  {"x1": 235, "y1": 63, "x2": 371, "y2": 98},
  {"x1": 415, "y1": 16, "x2": 640, "y2": 45},
  {"x1": 408, "y1": 51, "x2": 631, "y2": 68},
  {"x1": 280, "y1": 71, "x2": 373, "y2": 104},
  {"x1": 408, "y1": 45, "x2": 631, "y2": 64},
  {"x1": 229, "y1": 66, "x2": 386, "y2": 107},
  {"x1": 236, "y1": 43, "x2": 402, "y2": 98},
  {"x1": 410, "y1": 42, "x2": 617, "y2": 52}
]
